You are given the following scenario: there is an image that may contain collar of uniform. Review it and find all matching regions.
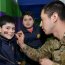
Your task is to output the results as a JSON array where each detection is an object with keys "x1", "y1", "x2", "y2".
[{"x1": 60, "y1": 33, "x2": 65, "y2": 45}]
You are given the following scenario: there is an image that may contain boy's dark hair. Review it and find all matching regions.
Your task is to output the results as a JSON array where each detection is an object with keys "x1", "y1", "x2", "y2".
[
  {"x1": 0, "y1": 15, "x2": 15, "y2": 27},
  {"x1": 43, "y1": 1, "x2": 65, "y2": 21},
  {"x1": 21, "y1": 11, "x2": 34, "y2": 19}
]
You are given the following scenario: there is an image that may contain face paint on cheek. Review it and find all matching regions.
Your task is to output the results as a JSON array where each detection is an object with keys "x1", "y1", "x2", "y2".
[{"x1": 4, "y1": 31, "x2": 8, "y2": 34}]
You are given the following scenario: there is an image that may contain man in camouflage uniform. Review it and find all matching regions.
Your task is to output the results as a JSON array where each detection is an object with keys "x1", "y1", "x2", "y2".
[{"x1": 16, "y1": 1, "x2": 65, "y2": 65}]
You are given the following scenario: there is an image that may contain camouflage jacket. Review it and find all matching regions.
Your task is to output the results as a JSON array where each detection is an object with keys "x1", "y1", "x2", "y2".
[{"x1": 21, "y1": 35, "x2": 65, "y2": 65}]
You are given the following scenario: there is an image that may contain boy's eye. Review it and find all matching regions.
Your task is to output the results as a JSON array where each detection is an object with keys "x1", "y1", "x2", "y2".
[
  {"x1": 6, "y1": 27, "x2": 15, "y2": 30},
  {"x1": 6, "y1": 27, "x2": 10, "y2": 29},
  {"x1": 12, "y1": 27, "x2": 15, "y2": 30}
]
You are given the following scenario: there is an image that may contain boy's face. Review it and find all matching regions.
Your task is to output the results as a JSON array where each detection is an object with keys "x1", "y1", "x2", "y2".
[
  {"x1": 0, "y1": 23, "x2": 15, "y2": 39},
  {"x1": 23, "y1": 15, "x2": 34, "y2": 28}
]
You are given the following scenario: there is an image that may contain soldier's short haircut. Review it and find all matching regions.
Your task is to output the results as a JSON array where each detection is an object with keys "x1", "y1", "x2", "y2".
[
  {"x1": 42, "y1": 1, "x2": 65, "y2": 21},
  {"x1": 0, "y1": 15, "x2": 15, "y2": 27}
]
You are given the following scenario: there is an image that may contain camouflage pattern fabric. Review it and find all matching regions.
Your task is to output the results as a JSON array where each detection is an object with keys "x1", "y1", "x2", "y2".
[{"x1": 21, "y1": 34, "x2": 65, "y2": 65}]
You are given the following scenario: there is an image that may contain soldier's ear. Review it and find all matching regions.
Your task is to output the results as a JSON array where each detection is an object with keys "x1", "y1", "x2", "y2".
[{"x1": 51, "y1": 12, "x2": 58, "y2": 23}]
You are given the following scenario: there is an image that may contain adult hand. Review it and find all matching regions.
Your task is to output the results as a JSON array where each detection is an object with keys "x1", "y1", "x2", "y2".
[
  {"x1": 16, "y1": 31, "x2": 25, "y2": 48},
  {"x1": 39, "y1": 58, "x2": 53, "y2": 65}
]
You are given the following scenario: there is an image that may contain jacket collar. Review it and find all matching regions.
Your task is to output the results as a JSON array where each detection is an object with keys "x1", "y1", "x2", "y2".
[
  {"x1": 0, "y1": 35, "x2": 15, "y2": 44},
  {"x1": 60, "y1": 33, "x2": 65, "y2": 45}
]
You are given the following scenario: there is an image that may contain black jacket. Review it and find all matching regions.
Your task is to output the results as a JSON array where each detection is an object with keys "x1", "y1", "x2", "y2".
[
  {"x1": 0, "y1": 35, "x2": 21, "y2": 65},
  {"x1": 20, "y1": 24, "x2": 46, "y2": 49}
]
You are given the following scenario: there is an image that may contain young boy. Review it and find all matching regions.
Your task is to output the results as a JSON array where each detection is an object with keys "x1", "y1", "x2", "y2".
[{"x1": 0, "y1": 15, "x2": 22, "y2": 65}]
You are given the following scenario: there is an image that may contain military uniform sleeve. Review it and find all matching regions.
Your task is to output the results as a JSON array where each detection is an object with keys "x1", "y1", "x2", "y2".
[
  {"x1": 53, "y1": 62, "x2": 60, "y2": 65},
  {"x1": 21, "y1": 39, "x2": 55, "y2": 61}
]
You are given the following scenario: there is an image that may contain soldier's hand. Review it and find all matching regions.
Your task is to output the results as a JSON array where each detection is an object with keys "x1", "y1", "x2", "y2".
[
  {"x1": 39, "y1": 58, "x2": 53, "y2": 65},
  {"x1": 16, "y1": 31, "x2": 25, "y2": 48}
]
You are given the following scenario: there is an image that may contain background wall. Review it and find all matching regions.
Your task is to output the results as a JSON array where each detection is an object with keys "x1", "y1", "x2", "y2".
[
  {"x1": 0, "y1": 0, "x2": 22, "y2": 17},
  {"x1": 18, "y1": 0, "x2": 54, "y2": 19}
]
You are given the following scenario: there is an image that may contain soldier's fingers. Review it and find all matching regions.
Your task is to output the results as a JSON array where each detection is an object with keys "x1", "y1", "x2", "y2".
[
  {"x1": 16, "y1": 34, "x2": 19, "y2": 38},
  {"x1": 17, "y1": 31, "x2": 23, "y2": 34}
]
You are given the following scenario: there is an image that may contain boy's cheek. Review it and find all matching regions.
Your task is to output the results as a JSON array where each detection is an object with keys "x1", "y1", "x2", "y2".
[{"x1": 4, "y1": 31, "x2": 8, "y2": 34}]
